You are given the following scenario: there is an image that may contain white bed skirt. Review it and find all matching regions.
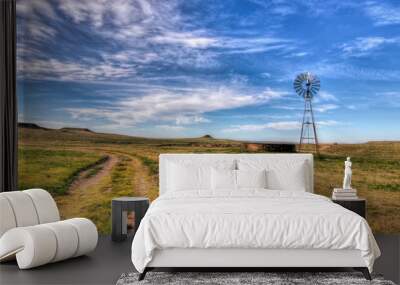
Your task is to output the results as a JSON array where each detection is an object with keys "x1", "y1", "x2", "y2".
[{"x1": 148, "y1": 248, "x2": 366, "y2": 268}]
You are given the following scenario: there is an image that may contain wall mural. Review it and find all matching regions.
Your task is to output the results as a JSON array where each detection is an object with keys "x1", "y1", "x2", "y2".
[{"x1": 17, "y1": 0, "x2": 400, "y2": 233}]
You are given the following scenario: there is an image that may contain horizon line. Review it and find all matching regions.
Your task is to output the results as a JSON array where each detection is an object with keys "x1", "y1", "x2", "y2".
[{"x1": 17, "y1": 121, "x2": 400, "y2": 145}]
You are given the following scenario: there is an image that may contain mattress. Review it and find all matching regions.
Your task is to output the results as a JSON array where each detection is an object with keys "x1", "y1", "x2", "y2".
[{"x1": 131, "y1": 190, "x2": 380, "y2": 273}]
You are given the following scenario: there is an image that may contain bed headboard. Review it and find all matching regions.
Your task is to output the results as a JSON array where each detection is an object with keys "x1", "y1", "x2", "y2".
[{"x1": 159, "y1": 153, "x2": 314, "y2": 195}]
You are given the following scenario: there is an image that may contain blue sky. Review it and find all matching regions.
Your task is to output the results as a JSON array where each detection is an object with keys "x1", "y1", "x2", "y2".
[{"x1": 16, "y1": 0, "x2": 400, "y2": 142}]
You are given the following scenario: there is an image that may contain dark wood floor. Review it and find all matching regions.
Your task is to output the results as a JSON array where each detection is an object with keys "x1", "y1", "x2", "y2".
[
  {"x1": 0, "y1": 236, "x2": 134, "y2": 285},
  {"x1": 1, "y1": 234, "x2": 399, "y2": 285}
]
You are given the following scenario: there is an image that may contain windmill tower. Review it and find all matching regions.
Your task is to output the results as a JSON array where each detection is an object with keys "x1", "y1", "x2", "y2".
[{"x1": 293, "y1": 72, "x2": 320, "y2": 153}]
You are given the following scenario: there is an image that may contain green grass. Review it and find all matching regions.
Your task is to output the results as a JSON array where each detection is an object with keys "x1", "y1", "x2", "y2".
[
  {"x1": 17, "y1": 127, "x2": 400, "y2": 234},
  {"x1": 111, "y1": 156, "x2": 134, "y2": 193},
  {"x1": 18, "y1": 148, "x2": 105, "y2": 195},
  {"x1": 136, "y1": 155, "x2": 158, "y2": 176},
  {"x1": 83, "y1": 157, "x2": 108, "y2": 178},
  {"x1": 54, "y1": 154, "x2": 138, "y2": 234},
  {"x1": 86, "y1": 156, "x2": 136, "y2": 233},
  {"x1": 367, "y1": 183, "x2": 400, "y2": 192},
  {"x1": 85, "y1": 200, "x2": 112, "y2": 234}
]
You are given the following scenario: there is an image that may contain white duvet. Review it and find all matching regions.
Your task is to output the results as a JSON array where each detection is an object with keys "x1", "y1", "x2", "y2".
[{"x1": 131, "y1": 190, "x2": 380, "y2": 273}]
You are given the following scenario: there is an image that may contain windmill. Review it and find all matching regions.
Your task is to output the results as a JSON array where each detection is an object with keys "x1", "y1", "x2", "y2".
[{"x1": 293, "y1": 72, "x2": 320, "y2": 153}]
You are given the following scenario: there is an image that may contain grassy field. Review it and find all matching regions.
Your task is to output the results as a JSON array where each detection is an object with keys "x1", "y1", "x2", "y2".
[
  {"x1": 19, "y1": 148, "x2": 106, "y2": 195},
  {"x1": 18, "y1": 125, "x2": 400, "y2": 234}
]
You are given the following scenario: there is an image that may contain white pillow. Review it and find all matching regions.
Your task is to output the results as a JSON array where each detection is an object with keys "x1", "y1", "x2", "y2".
[
  {"x1": 166, "y1": 159, "x2": 237, "y2": 193},
  {"x1": 236, "y1": 169, "x2": 267, "y2": 189},
  {"x1": 238, "y1": 159, "x2": 308, "y2": 191},
  {"x1": 167, "y1": 162, "x2": 211, "y2": 191},
  {"x1": 267, "y1": 161, "x2": 307, "y2": 191},
  {"x1": 211, "y1": 168, "x2": 236, "y2": 191}
]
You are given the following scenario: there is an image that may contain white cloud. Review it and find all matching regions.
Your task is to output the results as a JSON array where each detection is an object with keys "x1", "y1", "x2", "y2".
[
  {"x1": 273, "y1": 100, "x2": 339, "y2": 113},
  {"x1": 175, "y1": 115, "x2": 210, "y2": 125},
  {"x1": 295, "y1": 62, "x2": 400, "y2": 81},
  {"x1": 219, "y1": 37, "x2": 291, "y2": 54},
  {"x1": 59, "y1": 0, "x2": 117, "y2": 28},
  {"x1": 286, "y1": 52, "x2": 308, "y2": 58},
  {"x1": 314, "y1": 104, "x2": 339, "y2": 113},
  {"x1": 156, "y1": 125, "x2": 187, "y2": 131},
  {"x1": 271, "y1": 5, "x2": 297, "y2": 16},
  {"x1": 261, "y1": 88, "x2": 289, "y2": 99},
  {"x1": 16, "y1": 43, "x2": 41, "y2": 60},
  {"x1": 59, "y1": 0, "x2": 293, "y2": 54},
  {"x1": 223, "y1": 124, "x2": 263, "y2": 133},
  {"x1": 18, "y1": 0, "x2": 296, "y2": 79},
  {"x1": 120, "y1": 87, "x2": 285, "y2": 119},
  {"x1": 266, "y1": 121, "x2": 301, "y2": 130},
  {"x1": 17, "y1": 0, "x2": 57, "y2": 41},
  {"x1": 340, "y1": 36, "x2": 400, "y2": 56},
  {"x1": 347, "y1": 105, "x2": 357, "y2": 110},
  {"x1": 151, "y1": 32, "x2": 218, "y2": 48},
  {"x1": 229, "y1": 74, "x2": 249, "y2": 85},
  {"x1": 364, "y1": 1, "x2": 400, "y2": 26},
  {"x1": 102, "y1": 50, "x2": 159, "y2": 64},
  {"x1": 316, "y1": 91, "x2": 338, "y2": 102},
  {"x1": 274, "y1": 105, "x2": 300, "y2": 111},
  {"x1": 224, "y1": 120, "x2": 339, "y2": 133},
  {"x1": 65, "y1": 86, "x2": 287, "y2": 126},
  {"x1": 260, "y1": 72, "x2": 272, "y2": 78},
  {"x1": 317, "y1": 120, "x2": 339, "y2": 126},
  {"x1": 59, "y1": 0, "x2": 178, "y2": 30},
  {"x1": 248, "y1": 0, "x2": 297, "y2": 16},
  {"x1": 58, "y1": 0, "x2": 180, "y2": 41},
  {"x1": 249, "y1": 0, "x2": 356, "y2": 17},
  {"x1": 158, "y1": 46, "x2": 219, "y2": 68},
  {"x1": 151, "y1": 35, "x2": 293, "y2": 67},
  {"x1": 30, "y1": 23, "x2": 56, "y2": 40},
  {"x1": 19, "y1": 58, "x2": 135, "y2": 81},
  {"x1": 377, "y1": 91, "x2": 400, "y2": 107},
  {"x1": 17, "y1": 0, "x2": 57, "y2": 20},
  {"x1": 223, "y1": 121, "x2": 300, "y2": 133},
  {"x1": 149, "y1": 33, "x2": 292, "y2": 64}
]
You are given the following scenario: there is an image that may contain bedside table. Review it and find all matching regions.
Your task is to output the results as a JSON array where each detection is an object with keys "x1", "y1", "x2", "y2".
[
  {"x1": 111, "y1": 197, "x2": 149, "y2": 242},
  {"x1": 332, "y1": 198, "x2": 366, "y2": 218}
]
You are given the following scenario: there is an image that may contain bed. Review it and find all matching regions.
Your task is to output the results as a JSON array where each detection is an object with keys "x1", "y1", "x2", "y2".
[{"x1": 131, "y1": 154, "x2": 380, "y2": 280}]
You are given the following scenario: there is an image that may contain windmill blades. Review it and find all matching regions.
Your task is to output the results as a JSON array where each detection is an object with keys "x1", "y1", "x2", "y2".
[
  {"x1": 310, "y1": 82, "x2": 320, "y2": 92},
  {"x1": 295, "y1": 74, "x2": 307, "y2": 83},
  {"x1": 294, "y1": 72, "x2": 320, "y2": 98},
  {"x1": 294, "y1": 85, "x2": 305, "y2": 97},
  {"x1": 311, "y1": 78, "x2": 320, "y2": 89},
  {"x1": 311, "y1": 87, "x2": 320, "y2": 96},
  {"x1": 294, "y1": 73, "x2": 312, "y2": 98},
  {"x1": 299, "y1": 73, "x2": 308, "y2": 80},
  {"x1": 293, "y1": 75, "x2": 305, "y2": 97},
  {"x1": 295, "y1": 88, "x2": 305, "y2": 98},
  {"x1": 310, "y1": 77, "x2": 320, "y2": 97}
]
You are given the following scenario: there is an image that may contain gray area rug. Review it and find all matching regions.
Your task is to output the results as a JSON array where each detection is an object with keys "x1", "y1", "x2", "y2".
[{"x1": 116, "y1": 272, "x2": 396, "y2": 285}]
